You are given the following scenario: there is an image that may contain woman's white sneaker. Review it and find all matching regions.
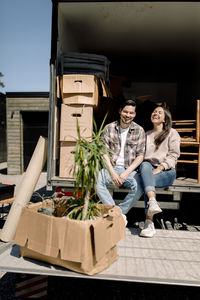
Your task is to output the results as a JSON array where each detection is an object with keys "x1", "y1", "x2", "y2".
[
  {"x1": 140, "y1": 219, "x2": 156, "y2": 238},
  {"x1": 147, "y1": 198, "x2": 162, "y2": 217}
]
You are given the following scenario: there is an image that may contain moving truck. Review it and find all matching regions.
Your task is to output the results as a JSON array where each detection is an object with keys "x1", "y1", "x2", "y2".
[
  {"x1": 47, "y1": 0, "x2": 200, "y2": 190},
  {"x1": 1, "y1": 1, "x2": 200, "y2": 288}
]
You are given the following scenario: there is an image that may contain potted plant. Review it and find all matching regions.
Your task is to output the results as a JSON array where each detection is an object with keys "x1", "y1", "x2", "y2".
[
  {"x1": 54, "y1": 115, "x2": 110, "y2": 220},
  {"x1": 14, "y1": 116, "x2": 125, "y2": 275}
]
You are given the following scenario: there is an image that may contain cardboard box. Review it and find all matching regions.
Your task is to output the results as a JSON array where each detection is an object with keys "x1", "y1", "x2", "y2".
[
  {"x1": 59, "y1": 141, "x2": 76, "y2": 178},
  {"x1": 60, "y1": 74, "x2": 99, "y2": 107},
  {"x1": 14, "y1": 200, "x2": 126, "y2": 275},
  {"x1": 54, "y1": 105, "x2": 60, "y2": 160},
  {"x1": 56, "y1": 76, "x2": 60, "y2": 98},
  {"x1": 100, "y1": 78, "x2": 113, "y2": 98},
  {"x1": 60, "y1": 104, "x2": 93, "y2": 141}
]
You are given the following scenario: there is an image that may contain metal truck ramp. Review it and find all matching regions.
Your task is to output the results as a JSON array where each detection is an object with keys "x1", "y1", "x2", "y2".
[{"x1": 0, "y1": 228, "x2": 200, "y2": 287}]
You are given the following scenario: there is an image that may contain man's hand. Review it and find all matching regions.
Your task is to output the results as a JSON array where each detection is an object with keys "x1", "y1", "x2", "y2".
[
  {"x1": 119, "y1": 170, "x2": 129, "y2": 184},
  {"x1": 111, "y1": 171, "x2": 124, "y2": 186},
  {"x1": 103, "y1": 154, "x2": 124, "y2": 185}
]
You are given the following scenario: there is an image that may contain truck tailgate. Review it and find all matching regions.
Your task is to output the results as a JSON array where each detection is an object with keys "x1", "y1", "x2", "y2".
[{"x1": 1, "y1": 228, "x2": 200, "y2": 286}]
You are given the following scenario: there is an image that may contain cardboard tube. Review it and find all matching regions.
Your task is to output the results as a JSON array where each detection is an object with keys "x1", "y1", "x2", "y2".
[{"x1": 0, "y1": 136, "x2": 48, "y2": 242}]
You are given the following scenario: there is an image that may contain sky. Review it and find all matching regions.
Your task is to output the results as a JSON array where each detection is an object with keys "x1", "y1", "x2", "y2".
[{"x1": 0, "y1": 0, "x2": 52, "y2": 93}]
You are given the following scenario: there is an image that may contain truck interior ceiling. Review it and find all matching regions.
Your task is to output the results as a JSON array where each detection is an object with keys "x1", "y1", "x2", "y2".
[{"x1": 57, "y1": 2, "x2": 200, "y2": 123}]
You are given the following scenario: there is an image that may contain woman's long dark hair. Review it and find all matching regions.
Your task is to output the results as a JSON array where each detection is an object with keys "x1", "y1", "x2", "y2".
[{"x1": 154, "y1": 105, "x2": 172, "y2": 149}]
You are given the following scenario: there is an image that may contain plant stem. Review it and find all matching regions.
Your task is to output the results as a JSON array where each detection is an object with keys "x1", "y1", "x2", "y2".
[{"x1": 82, "y1": 189, "x2": 90, "y2": 220}]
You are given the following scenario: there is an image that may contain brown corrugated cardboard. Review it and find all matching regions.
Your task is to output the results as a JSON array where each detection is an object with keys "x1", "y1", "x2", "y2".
[
  {"x1": 59, "y1": 104, "x2": 93, "y2": 141},
  {"x1": 60, "y1": 74, "x2": 99, "y2": 106},
  {"x1": 54, "y1": 105, "x2": 60, "y2": 160},
  {"x1": 14, "y1": 200, "x2": 126, "y2": 275},
  {"x1": 56, "y1": 76, "x2": 60, "y2": 98},
  {"x1": 59, "y1": 141, "x2": 76, "y2": 178},
  {"x1": 100, "y1": 78, "x2": 113, "y2": 98}
]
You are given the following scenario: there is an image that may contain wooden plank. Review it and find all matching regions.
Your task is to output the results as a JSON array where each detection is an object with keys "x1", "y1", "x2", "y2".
[
  {"x1": 49, "y1": 177, "x2": 200, "y2": 191},
  {"x1": 172, "y1": 120, "x2": 195, "y2": 123},
  {"x1": 178, "y1": 159, "x2": 198, "y2": 164},
  {"x1": 114, "y1": 200, "x2": 180, "y2": 210},
  {"x1": 196, "y1": 99, "x2": 200, "y2": 142},
  {"x1": 108, "y1": 185, "x2": 182, "y2": 205},
  {"x1": 174, "y1": 123, "x2": 196, "y2": 126},
  {"x1": 180, "y1": 152, "x2": 198, "y2": 155},
  {"x1": 181, "y1": 141, "x2": 199, "y2": 145},
  {"x1": 176, "y1": 128, "x2": 196, "y2": 132}
]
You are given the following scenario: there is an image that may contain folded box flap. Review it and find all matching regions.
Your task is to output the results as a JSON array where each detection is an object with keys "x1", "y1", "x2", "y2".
[
  {"x1": 14, "y1": 208, "x2": 32, "y2": 246},
  {"x1": 92, "y1": 206, "x2": 125, "y2": 262},
  {"x1": 14, "y1": 207, "x2": 61, "y2": 258},
  {"x1": 61, "y1": 219, "x2": 91, "y2": 263},
  {"x1": 100, "y1": 79, "x2": 112, "y2": 98}
]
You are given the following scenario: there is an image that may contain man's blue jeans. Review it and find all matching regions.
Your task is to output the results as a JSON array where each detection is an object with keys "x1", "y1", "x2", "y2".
[
  {"x1": 139, "y1": 161, "x2": 176, "y2": 213},
  {"x1": 97, "y1": 166, "x2": 143, "y2": 215}
]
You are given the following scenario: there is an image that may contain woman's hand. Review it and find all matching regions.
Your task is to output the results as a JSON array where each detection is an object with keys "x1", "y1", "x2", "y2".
[
  {"x1": 152, "y1": 165, "x2": 164, "y2": 175},
  {"x1": 152, "y1": 168, "x2": 162, "y2": 175}
]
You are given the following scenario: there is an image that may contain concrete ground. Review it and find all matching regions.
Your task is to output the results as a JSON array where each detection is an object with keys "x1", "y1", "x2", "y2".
[{"x1": 0, "y1": 162, "x2": 52, "y2": 197}]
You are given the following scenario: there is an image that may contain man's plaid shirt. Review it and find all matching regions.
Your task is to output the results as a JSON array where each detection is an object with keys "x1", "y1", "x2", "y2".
[{"x1": 102, "y1": 120, "x2": 145, "y2": 168}]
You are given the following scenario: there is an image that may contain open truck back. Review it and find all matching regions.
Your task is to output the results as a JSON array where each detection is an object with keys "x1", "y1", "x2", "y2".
[
  {"x1": 47, "y1": 0, "x2": 200, "y2": 198},
  {"x1": 1, "y1": 1, "x2": 200, "y2": 290}
]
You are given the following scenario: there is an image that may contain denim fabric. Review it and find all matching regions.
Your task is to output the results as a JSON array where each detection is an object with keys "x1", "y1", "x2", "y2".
[
  {"x1": 139, "y1": 161, "x2": 176, "y2": 213},
  {"x1": 97, "y1": 166, "x2": 143, "y2": 215}
]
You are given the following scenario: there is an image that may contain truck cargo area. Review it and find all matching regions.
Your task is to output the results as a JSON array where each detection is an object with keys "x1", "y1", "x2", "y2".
[
  {"x1": 47, "y1": 1, "x2": 200, "y2": 192},
  {"x1": 55, "y1": 1, "x2": 200, "y2": 117}
]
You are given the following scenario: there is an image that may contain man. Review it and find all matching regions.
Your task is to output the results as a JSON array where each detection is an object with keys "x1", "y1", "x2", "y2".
[{"x1": 97, "y1": 99, "x2": 145, "y2": 224}]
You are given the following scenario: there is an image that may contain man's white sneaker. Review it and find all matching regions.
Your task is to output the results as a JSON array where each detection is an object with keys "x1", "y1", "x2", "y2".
[
  {"x1": 147, "y1": 199, "x2": 162, "y2": 217},
  {"x1": 122, "y1": 214, "x2": 128, "y2": 226},
  {"x1": 140, "y1": 219, "x2": 156, "y2": 238}
]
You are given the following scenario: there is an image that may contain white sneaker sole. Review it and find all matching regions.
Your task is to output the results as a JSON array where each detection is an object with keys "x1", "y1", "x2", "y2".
[{"x1": 140, "y1": 229, "x2": 156, "y2": 238}]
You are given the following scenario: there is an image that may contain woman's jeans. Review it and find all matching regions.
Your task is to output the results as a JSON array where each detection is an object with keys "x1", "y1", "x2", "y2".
[
  {"x1": 97, "y1": 166, "x2": 143, "y2": 215},
  {"x1": 139, "y1": 161, "x2": 176, "y2": 214}
]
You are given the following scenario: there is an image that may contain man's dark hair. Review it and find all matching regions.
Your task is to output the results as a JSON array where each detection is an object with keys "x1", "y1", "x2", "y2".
[{"x1": 120, "y1": 99, "x2": 136, "y2": 110}]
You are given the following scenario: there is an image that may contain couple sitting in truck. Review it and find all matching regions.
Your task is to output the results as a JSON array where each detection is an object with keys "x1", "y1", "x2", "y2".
[{"x1": 97, "y1": 99, "x2": 180, "y2": 238}]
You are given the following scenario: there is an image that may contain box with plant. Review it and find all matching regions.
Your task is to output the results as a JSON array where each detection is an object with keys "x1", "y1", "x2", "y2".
[{"x1": 14, "y1": 115, "x2": 125, "y2": 275}]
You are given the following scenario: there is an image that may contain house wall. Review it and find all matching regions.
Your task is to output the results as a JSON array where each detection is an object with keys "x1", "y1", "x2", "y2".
[{"x1": 6, "y1": 93, "x2": 49, "y2": 174}]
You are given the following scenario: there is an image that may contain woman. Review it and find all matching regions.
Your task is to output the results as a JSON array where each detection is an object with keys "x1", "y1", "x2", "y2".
[{"x1": 139, "y1": 104, "x2": 180, "y2": 238}]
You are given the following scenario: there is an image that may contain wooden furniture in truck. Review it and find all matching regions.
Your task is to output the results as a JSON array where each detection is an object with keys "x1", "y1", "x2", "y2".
[{"x1": 172, "y1": 99, "x2": 200, "y2": 183}]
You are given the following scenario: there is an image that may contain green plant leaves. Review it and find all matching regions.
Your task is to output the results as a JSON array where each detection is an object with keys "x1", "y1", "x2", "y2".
[{"x1": 71, "y1": 115, "x2": 110, "y2": 220}]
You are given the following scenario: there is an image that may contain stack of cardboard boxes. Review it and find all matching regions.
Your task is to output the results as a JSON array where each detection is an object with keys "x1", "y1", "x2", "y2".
[{"x1": 58, "y1": 74, "x2": 102, "y2": 178}]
